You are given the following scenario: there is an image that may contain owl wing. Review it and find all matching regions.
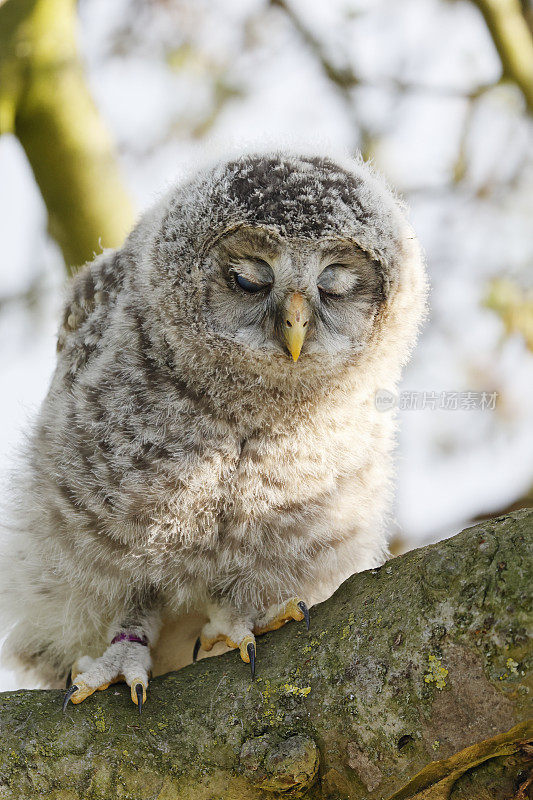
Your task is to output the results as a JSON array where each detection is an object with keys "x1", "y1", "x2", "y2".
[{"x1": 56, "y1": 249, "x2": 125, "y2": 357}]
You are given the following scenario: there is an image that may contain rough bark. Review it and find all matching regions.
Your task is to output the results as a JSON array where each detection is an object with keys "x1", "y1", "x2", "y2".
[
  {"x1": 0, "y1": 0, "x2": 134, "y2": 274},
  {"x1": 0, "y1": 509, "x2": 531, "y2": 799}
]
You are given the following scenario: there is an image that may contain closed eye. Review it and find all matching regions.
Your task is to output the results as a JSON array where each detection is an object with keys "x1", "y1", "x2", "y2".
[
  {"x1": 317, "y1": 263, "x2": 357, "y2": 298},
  {"x1": 234, "y1": 272, "x2": 269, "y2": 293},
  {"x1": 229, "y1": 258, "x2": 274, "y2": 294},
  {"x1": 318, "y1": 285, "x2": 343, "y2": 299}
]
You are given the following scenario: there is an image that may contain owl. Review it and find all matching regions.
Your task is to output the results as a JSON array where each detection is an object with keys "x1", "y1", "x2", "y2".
[{"x1": 0, "y1": 153, "x2": 426, "y2": 713}]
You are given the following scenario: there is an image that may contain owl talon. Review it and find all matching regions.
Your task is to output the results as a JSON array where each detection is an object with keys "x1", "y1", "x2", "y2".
[
  {"x1": 192, "y1": 636, "x2": 201, "y2": 662},
  {"x1": 298, "y1": 601, "x2": 310, "y2": 631},
  {"x1": 134, "y1": 683, "x2": 144, "y2": 715},
  {"x1": 62, "y1": 684, "x2": 79, "y2": 712},
  {"x1": 237, "y1": 635, "x2": 256, "y2": 679},
  {"x1": 247, "y1": 641, "x2": 256, "y2": 679},
  {"x1": 195, "y1": 626, "x2": 257, "y2": 677},
  {"x1": 60, "y1": 678, "x2": 99, "y2": 708},
  {"x1": 254, "y1": 597, "x2": 310, "y2": 635}
]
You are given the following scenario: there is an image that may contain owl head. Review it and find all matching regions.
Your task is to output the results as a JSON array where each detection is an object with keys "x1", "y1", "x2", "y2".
[{"x1": 136, "y1": 153, "x2": 426, "y2": 390}]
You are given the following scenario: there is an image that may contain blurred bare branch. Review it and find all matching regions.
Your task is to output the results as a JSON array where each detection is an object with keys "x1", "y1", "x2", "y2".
[
  {"x1": 271, "y1": 0, "x2": 360, "y2": 92},
  {"x1": 272, "y1": 0, "x2": 496, "y2": 101},
  {"x1": 270, "y1": 0, "x2": 368, "y2": 154}
]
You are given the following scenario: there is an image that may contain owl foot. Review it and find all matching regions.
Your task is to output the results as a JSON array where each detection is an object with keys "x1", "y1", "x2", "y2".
[
  {"x1": 194, "y1": 632, "x2": 256, "y2": 679},
  {"x1": 193, "y1": 621, "x2": 257, "y2": 679},
  {"x1": 254, "y1": 598, "x2": 310, "y2": 635},
  {"x1": 62, "y1": 638, "x2": 151, "y2": 715},
  {"x1": 192, "y1": 600, "x2": 309, "y2": 678}
]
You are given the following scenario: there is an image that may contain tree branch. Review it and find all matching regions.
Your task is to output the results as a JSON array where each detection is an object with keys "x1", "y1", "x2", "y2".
[
  {"x1": 0, "y1": 509, "x2": 531, "y2": 798},
  {"x1": 0, "y1": 0, "x2": 134, "y2": 274},
  {"x1": 470, "y1": 0, "x2": 533, "y2": 113},
  {"x1": 272, "y1": 0, "x2": 496, "y2": 102}
]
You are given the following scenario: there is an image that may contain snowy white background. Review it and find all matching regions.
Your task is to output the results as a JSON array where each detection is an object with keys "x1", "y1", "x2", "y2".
[{"x1": 1, "y1": 0, "x2": 532, "y2": 689}]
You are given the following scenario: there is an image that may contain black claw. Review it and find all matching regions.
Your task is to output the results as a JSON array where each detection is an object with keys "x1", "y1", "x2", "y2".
[
  {"x1": 65, "y1": 669, "x2": 72, "y2": 689},
  {"x1": 135, "y1": 683, "x2": 144, "y2": 715},
  {"x1": 192, "y1": 636, "x2": 201, "y2": 663},
  {"x1": 247, "y1": 641, "x2": 256, "y2": 680},
  {"x1": 62, "y1": 684, "x2": 78, "y2": 712},
  {"x1": 298, "y1": 601, "x2": 310, "y2": 631}
]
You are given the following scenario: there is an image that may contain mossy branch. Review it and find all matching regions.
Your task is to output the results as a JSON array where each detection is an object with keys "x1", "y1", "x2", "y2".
[
  {"x1": 0, "y1": 510, "x2": 531, "y2": 799},
  {"x1": 0, "y1": 0, "x2": 134, "y2": 274}
]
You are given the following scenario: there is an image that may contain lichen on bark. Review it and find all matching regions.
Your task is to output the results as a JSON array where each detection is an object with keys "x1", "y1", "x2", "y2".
[{"x1": 0, "y1": 509, "x2": 531, "y2": 799}]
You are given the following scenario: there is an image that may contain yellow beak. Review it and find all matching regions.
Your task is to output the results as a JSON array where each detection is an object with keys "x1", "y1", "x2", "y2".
[{"x1": 282, "y1": 292, "x2": 311, "y2": 362}]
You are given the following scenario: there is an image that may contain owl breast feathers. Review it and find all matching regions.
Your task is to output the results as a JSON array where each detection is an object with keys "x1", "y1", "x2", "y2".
[{"x1": 0, "y1": 152, "x2": 426, "y2": 691}]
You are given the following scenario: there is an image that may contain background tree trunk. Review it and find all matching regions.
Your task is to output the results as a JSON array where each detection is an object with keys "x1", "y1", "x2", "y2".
[
  {"x1": 470, "y1": 0, "x2": 533, "y2": 112},
  {"x1": 0, "y1": 509, "x2": 531, "y2": 799},
  {"x1": 0, "y1": 0, "x2": 134, "y2": 274}
]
